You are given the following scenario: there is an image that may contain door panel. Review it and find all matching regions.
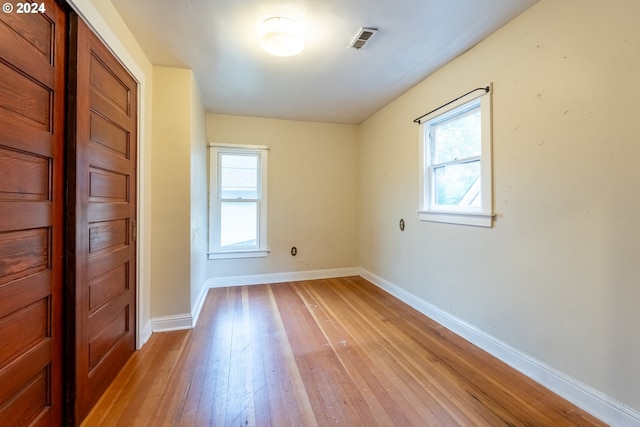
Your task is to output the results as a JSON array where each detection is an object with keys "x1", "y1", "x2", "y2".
[
  {"x1": 68, "y1": 14, "x2": 137, "y2": 424},
  {"x1": 0, "y1": 1, "x2": 66, "y2": 425}
]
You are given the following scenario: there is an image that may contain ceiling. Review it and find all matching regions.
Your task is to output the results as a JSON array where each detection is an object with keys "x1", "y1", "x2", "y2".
[{"x1": 111, "y1": 0, "x2": 538, "y2": 125}]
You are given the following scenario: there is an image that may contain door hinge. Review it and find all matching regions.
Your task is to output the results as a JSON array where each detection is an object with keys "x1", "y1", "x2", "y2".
[{"x1": 131, "y1": 220, "x2": 137, "y2": 242}]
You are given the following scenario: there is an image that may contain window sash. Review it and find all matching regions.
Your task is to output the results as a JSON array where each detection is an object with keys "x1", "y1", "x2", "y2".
[
  {"x1": 219, "y1": 200, "x2": 259, "y2": 249},
  {"x1": 430, "y1": 105, "x2": 481, "y2": 164},
  {"x1": 431, "y1": 157, "x2": 481, "y2": 209},
  {"x1": 219, "y1": 153, "x2": 259, "y2": 199}
]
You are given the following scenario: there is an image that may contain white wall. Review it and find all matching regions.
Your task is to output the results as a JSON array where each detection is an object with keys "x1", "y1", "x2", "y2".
[
  {"x1": 206, "y1": 115, "x2": 359, "y2": 279},
  {"x1": 359, "y1": 0, "x2": 640, "y2": 416}
]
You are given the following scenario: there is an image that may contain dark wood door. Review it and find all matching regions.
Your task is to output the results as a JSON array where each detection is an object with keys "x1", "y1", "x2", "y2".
[
  {"x1": 0, "y1": 1, "x2": 66, "y2": 425},
  {"x1": 67, "y1": 14, "x2": 137, "y2": 424}
]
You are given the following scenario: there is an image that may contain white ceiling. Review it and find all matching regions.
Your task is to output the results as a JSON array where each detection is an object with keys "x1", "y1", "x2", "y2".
[{"x1": 111, "y1": 0, "x2": 538, "y2": 125}]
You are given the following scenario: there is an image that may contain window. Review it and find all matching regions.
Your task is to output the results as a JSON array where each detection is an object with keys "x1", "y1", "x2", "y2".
[
  {"x1": 419, "y1": 86, "x2": 493, "y2": 227},
  {"x1": 209, "y1": 144, "x2": 269, "y2": 259}
]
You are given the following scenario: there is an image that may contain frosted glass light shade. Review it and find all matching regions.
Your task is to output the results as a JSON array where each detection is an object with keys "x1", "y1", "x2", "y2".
[{"x1": 258, "y1": 17, "x2": 304, "y2": 57}]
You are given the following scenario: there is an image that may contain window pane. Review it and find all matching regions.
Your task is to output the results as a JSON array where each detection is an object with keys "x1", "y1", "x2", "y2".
[
  {"x1": 434, "y1": 161, "x2": 481, "y2": 207},
  {"x1": 220, "y1": 202, "x2": 257, "y2": 248},
  {"x1": 220, "y1": 154, "x2": 258, "y2": 199},
  {"x1": 432, "y1": 107, "x2": 481, "y2": 164}
]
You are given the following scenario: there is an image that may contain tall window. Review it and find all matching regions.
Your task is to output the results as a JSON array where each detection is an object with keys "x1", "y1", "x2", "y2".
[
  {"x1": 209, "y1": 144, "x2": 269, "y2": 259},
  {"x1": 419, "y1": 86, "x2": 493, "y2": 227}
]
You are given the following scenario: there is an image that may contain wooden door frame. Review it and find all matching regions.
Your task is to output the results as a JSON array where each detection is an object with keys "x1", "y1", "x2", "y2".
[{"x1": 65, "y1": 0, "x2": 149, "y2": 350}]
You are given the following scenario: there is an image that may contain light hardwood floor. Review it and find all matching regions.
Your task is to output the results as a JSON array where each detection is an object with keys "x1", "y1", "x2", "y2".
[{"x1": 82, "y1": 276, "x2": 606, "y2": 426}]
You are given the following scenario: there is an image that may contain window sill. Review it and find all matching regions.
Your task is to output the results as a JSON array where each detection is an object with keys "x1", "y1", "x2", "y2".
[
  {"x1": 208, "y1": 249, "x2": 270, "y2": 260},
  {"x1": 418, "y1": 210, "x2": 494, "y2": 227}
]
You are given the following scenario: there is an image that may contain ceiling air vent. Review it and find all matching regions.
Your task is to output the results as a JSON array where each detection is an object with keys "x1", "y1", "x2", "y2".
[{"x1": 349, "y1": 27, "x2": 378, "y2": 50}]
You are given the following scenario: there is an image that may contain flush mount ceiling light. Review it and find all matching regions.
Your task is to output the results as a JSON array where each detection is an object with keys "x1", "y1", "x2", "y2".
[{"x1": 258, "y1": 17, "x2": 304, "y2": 57}]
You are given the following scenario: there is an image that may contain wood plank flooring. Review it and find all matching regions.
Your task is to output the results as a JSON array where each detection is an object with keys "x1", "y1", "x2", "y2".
[{"x1": 82, "y1": 276, "x2": 606, "y2": 426}]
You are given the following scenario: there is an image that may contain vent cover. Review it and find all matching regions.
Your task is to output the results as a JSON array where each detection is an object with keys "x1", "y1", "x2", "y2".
[{"x1": 349, "y1": 27, "x2": 378, "y2": 50}]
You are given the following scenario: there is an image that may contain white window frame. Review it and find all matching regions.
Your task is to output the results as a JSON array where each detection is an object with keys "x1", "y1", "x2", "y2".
[
  {"x1": 208, "y1": 143, "x2": 269, "y2": 259},
  {"x1": 418, "y1": 84, "x2": 493, "y2": 227}
]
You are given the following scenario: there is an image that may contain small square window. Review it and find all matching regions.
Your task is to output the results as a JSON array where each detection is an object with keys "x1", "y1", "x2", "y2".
[{"x1": 419, "y1": 86, "x2": 493, "y2": 227}]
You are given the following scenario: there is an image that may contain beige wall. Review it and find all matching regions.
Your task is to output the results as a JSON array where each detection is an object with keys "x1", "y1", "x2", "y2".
[
  {"x1": 151, "y1": 67, "x2": 208, "y2": 318},
  {"x1": 206, "y1": 115, "x2": 359, "y2": 278},
  {"x1": 359, "y1": 0, "x2": 640, "y2": 413},
  {"x1": 151, "y1": 67, "x2": 192, "y2": 316}
]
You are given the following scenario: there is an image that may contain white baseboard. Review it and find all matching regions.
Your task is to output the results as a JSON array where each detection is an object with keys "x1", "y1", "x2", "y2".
[
  {"x1": 205, "y1": 266, "x2": 360, "y2": 288},
  {"x1": 150, "y1": 280, "x2": 211, "y2": 333},
  {"x1": 137, "y1": 320, "x2": 152, "y2": 348},
  {"x1": 359, "y1": 268, "x2": 640, "y2": 427},
  {"x1": 151, "y1": 313, "x2": 193, "y2": 332},
  {"x1": 191, "y1": 281, "x2": 209, "y2": 327}
]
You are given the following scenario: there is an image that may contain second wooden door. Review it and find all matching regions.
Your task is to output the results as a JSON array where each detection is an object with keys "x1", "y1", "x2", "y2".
[{"x1": 67, "y1": 14, "x2": 138, "y2": 425}]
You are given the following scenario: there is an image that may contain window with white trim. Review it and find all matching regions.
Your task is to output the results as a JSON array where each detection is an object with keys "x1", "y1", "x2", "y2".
[
  {"x1": 208, "y1": 144, "x2": 269, "y2": 259},
  {"x1": 419, "y1": 86, "x2": 493, "y2": 227}
]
